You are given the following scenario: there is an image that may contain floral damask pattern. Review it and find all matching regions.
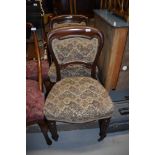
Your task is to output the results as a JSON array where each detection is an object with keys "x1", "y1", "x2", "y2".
[
  {"x1": 53, "y1": 22, "x2": 86, "y2": 29},
  {"x1": 44, "y1": 77, "x2": 114, "y2": 123},
  {"x1": 48, "y1": 63, "x2": 99, "y2": 82},
  {"x1": 26, "y1": 60, "x2": 49, "y2": 80},
  {"x1": 51, "y1": 37, "x2": 98, "y2": 64},
  {"x1": 26, "y1": 80, "x2": 45, "y2": 122}
]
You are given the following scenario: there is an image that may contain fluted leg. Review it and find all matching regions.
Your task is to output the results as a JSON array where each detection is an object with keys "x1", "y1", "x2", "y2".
[
  {"x1": 46, "y1": 120, "x2": 59, "y2": 141},
  {"x1": 98, "y1": 118, "x2": 111, "y2": 141},
  {"x1": 38, "y1": 121, "x2": 52, "y2": 145}
]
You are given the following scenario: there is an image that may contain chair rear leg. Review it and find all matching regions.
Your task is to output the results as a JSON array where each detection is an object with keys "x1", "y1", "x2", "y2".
[
  {"x1": 38, "y1": 121, "x2": 52, "y2": 145},
  {"x1": 44, "y1": 79, "x2": 55, "y2": 98},
  {"x1": 98, "y1": 117, "x2": 111, "y2": 142},
  {"x1": 46, "y1": 120, "x2": 59, "y2": 141}
]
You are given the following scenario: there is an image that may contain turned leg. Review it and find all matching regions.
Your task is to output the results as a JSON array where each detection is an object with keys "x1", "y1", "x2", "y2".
[
  {"x1": 49, "y1": 121, "x2": 59, "y2": 141},
  {"x1": 46, "y1": 120, "x2": 59, "y2": 141},
  {"x1": 38, "y1": 121, "x2": 52, "y2": 145},
  {"x1": 98, "y1": 118, "x2": 111, "y2": 142}
]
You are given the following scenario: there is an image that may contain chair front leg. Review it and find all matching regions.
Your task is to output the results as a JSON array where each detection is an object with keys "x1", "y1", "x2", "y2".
[
  {"x1": 38, "y1": 120, "x2": 52, "y2": 145},
  {"x1": 46, "y1": 119, "x2": 59, "y2": 141},
  {"x1": 98, "y1": 117, "x2": 111, "y2": 141}
]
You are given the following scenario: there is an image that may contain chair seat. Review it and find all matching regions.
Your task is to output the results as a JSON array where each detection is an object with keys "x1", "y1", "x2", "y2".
[
  {"x1": 48, "y1": 63, "x2": 99, "y2": 82},
  {"x1": 44, "y1": 77, "x2": 114, "y2": 123},
  {"x1": 26, "y1": 60, "x2": 49, "y2": 80},
  {"x1": 26, "y1": 80, "x2": 45, "y2": 122}
]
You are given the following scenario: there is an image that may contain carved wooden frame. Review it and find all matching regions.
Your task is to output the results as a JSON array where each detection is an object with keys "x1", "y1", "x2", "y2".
[
  {"x1": 47, "y1": 26, "x2": 104, "y2": 82},
  {"x1": 49, "y1": 14, "x2": 88, "y2": 30}
]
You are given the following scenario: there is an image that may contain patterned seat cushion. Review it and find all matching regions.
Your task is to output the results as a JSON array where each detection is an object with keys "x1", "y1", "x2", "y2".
[
  {"x1": 26, "y1": 80, "x2": 44, "y2": 122},
  {"x1": 26, "y1": 60, "x2": 49, "y2": 80},
  {"x1": 44, "y1": 77, "x2": 114, "y2": 123},
  {"x1": 48, "y1": 63, "x2": 99, "y2": 82}
]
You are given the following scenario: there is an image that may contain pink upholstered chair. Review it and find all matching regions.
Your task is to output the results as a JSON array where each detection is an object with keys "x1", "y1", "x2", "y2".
[
  {"x1": 44, "y1": 26, "x2": 114, "y2": 141},
  {"x1": 26, "y1": 25, "x2": 58, "y2": 145}
]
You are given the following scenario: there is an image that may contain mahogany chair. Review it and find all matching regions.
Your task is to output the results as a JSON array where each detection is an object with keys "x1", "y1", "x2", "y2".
[
  {"x1": 26, "y1": 26, "x2": 58, "y2": 145},
  {"x1": 45, "y1": 15, "x2": 102, "y2": 83},
  {"x1": 44, "y1": 26, "x2": 114, "y2": 141},
  {"x1": 46, "y1": 14, "x2": 88, "y2": 70},
  {"x1": 49, "y1": 14, "x2": 88, "y2": 30}
]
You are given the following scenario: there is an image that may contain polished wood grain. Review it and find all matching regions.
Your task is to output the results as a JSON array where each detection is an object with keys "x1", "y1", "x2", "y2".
[
  {"x1": 26, "y1": 23, "x2": 43, "y2": 91},
  {"x1": 105, "y1": 28, "x2": 128, "y2": 90},
  {"x1": 69, "y1": 0, "x2": 73, "y2": 14},
  {"x1": 32, "y1": 29, "x2": 43, "y2": 91},
  {"x1": 73, "y1": 0, "x2": 77, "y2": 14}
]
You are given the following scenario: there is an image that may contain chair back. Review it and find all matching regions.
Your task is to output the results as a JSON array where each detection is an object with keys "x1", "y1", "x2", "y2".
[
  {"x1": 49, "y1": 15, "x2": 88, "y2": 29},
  {"x1": 47, "y1": 26, "x2": 104, "y2": 81}
]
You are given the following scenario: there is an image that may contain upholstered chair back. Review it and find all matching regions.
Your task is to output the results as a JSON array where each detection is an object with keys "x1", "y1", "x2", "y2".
[
  {"x1": 49, "y1": 15, "x2": 88, "y2": 29},
  {"x1": 47, "y1": 26, "x2": 104, "y2": 81}
]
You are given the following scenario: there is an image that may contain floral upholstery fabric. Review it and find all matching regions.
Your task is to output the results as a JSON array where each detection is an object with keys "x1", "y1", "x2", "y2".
[
  {"x1": 44, "y1": 77, "x2": 114, "y2": 123},
  {"x1": 51, "y1": 37, "x2": 98, "y2": 64},
  {"x1": 26, "y1": 79, "x2": 44, "y2": 122},
  {"x1": 53, "y1": 22, "x2": 86, "y2": 29},
  {"x1": 26, "y1": 60, "x2": 49, "y2": 80},
  {"x1": 48, "y1": 63, "x2": 99, "y2": 82}
]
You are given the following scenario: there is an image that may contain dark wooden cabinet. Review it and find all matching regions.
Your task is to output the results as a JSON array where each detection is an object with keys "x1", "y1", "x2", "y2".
[
  {"x1": 94, "y1": 10, "x2": 129, "y2": 91},
  {"x1": 115, "y1": 35, "x2": 129, "y2": 90}
]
